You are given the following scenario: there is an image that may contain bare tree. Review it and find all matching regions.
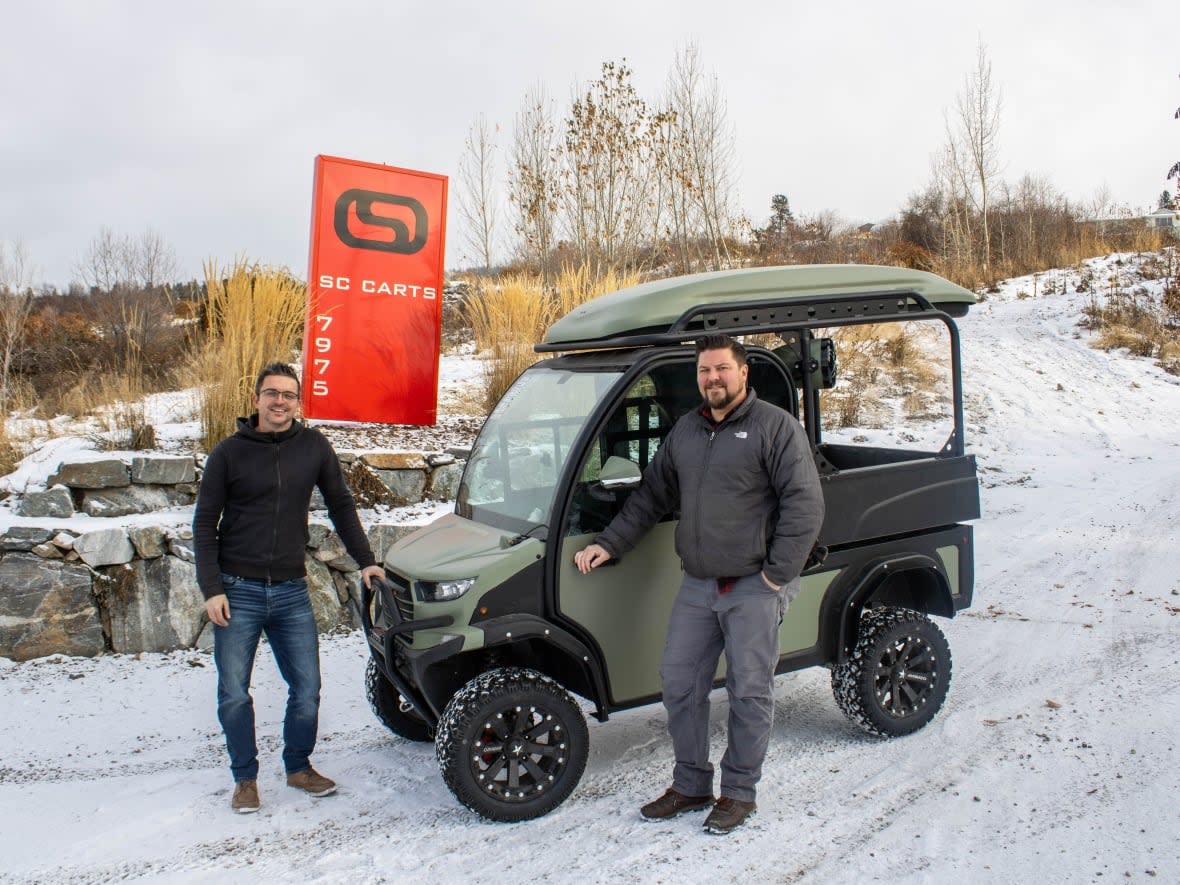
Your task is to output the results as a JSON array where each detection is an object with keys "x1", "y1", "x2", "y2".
[
  {"x1": 663, "y1": 42, "x2": 738, "y2": 270},
  {"x1": 131, "y1": 229, "x2": 179, "y2": 291},
  {"x1": 458, "y1": 115, "x2": 501, "y2": 272},
  {"x1": 0, "y1": 241, "x2": 36, "y2": 411},
  {"x1": 950, "y1": 41, "x2": 1003, "y2": 274},
  {"x1": 509, "y1": 86, "x2": 560, "y2": 283},
  {"x1": 559, "y1": 60, "x2": 667, "y2": 270},
  {"x1": 76, "y1": 227, "x2": 178, "y2": 291},
  {"x1": 76, "y1": 227, "x2": 126, "y2": 291}
]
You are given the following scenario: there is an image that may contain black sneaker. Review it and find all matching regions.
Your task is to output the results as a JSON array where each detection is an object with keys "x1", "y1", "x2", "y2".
[
  {"x1": 640, "y1": 788, "x2": 715, "y2": 820},
  {"x1": 703, "y1": 796, "x2": 756, "y2": 834}
]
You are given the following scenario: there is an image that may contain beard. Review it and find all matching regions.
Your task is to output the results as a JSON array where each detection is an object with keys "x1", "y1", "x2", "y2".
[{"x1": 705, "y1": 383, "x2": 740, "y2": 411}]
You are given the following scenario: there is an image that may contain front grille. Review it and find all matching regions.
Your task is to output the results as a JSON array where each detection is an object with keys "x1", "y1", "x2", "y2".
[{"x1": 385, "y1": 571, "x2": 415, "y2": 640}]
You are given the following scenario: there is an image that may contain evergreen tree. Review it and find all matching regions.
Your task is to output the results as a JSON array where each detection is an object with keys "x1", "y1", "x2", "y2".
[{"x1": 768, "y1": 194, "x2": 794, "y2": 236}]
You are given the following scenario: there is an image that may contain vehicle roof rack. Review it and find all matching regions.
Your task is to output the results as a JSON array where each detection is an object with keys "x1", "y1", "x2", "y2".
[{"x1": 538, "y1": 265, "x2": 976, "y2": 354}]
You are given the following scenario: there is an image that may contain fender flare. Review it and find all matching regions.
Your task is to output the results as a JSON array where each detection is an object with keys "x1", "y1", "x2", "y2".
[
  {"x1": 474, "y1": 614, "x2": 611, "y2": 721},
  {"x1": 828, "y1": 554, "x2": 954, "y2": 662}
]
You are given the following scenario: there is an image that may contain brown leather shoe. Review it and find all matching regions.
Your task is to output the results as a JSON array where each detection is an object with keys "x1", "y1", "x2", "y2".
[
  {"x1": 231, "y1": 779, "x2": 260, "y2": 814},
  {"x1": 703, "y1": 796, "x2": 757, "y2": 834},
  {"x1": 286, "y1": 767, "x2": 337, "y2": 797},
  {"x1": 640, "y1": 787, "x2": 715, "y2": 820}
]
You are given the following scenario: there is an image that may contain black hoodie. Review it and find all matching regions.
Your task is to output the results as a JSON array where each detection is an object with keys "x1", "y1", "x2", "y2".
[{"x1": 193, "y1": 415, "x2": 376, "y2": 600}]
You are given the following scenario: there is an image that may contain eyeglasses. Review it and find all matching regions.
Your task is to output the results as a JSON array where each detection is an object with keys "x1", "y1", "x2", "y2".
[{"x1": 259, "y1": 388, "x2": 299, "y2": 402}]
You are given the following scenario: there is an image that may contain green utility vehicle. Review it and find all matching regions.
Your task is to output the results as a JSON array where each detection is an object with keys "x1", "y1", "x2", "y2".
[{"x1": 361, "y1": 264, "x2": 980, "y2": 821}]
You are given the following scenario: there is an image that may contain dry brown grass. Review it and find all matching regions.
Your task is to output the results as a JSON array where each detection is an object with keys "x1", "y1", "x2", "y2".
[
  {"x1": 461, "y1": 263, "x2": 642, "y2": 410},
  {"x1": 554, "y1": 263, "x2": 641, "y2": 317},
  {"x1": 463, "y1": 273, "x2": 553, "y2": 410},
  {"x1": 820, "y1": 322, "x2": 946, "y2": 429},
  {"x1": 197, "y1": 259, "x2": 306, "y2": 451},
  {"x1": 1081, "y1": 248, "x2": 1180, "y2": 373},
  {"x1": 0, "y1": 420, "x2": 19, "y2": 479}
]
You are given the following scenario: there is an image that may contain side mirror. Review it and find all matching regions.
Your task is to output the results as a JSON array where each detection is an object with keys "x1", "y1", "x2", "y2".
[
  {"x1": 588, "y1": 456, "x2": 643, "y2": 501},
  {"x1": 598, "y1": 456, "x2": 643, "y2": 489}
]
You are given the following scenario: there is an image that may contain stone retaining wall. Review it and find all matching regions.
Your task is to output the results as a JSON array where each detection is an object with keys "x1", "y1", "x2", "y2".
[{"x1": 0, "y1": 450, "x2": 463, "y2": 661}]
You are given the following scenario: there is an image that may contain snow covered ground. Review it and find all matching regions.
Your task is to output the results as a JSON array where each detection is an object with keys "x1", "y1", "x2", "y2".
[{"x1": 1, "y1": 255, "x2": 1178, "y2": 883}]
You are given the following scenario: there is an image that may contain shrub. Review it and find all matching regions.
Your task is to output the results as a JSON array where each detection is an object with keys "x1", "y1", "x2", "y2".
[{"x1": 196, "y1": 260, "x2": 306, "y2": 451}]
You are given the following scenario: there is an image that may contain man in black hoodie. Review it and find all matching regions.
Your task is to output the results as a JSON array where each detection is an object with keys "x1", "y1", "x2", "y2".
[{"x1": 194, "y1": 362, "x2": 384, "y2": 814}]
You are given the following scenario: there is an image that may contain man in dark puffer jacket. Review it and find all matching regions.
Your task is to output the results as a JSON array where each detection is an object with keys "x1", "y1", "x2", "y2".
[
  {"x1": 575, "y1": 335, "x2": 824, "y2": 834},
  {"x1": 194, "y1": 362, "x2": 383, "y2": 814}
]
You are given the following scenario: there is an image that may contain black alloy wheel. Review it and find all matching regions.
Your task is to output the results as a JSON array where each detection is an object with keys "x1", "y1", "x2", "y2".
[
  {"x1": 832, "y1": 606, "x2": 952, "y2": 738},
  {"x1": 436, "y1": 667, "x2": 589, "y2": 822}
]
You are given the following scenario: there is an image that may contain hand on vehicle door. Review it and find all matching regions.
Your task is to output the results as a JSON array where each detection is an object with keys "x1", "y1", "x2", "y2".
[{"x1": 574, "y1": 543, "x2": 612, "y2": 574}]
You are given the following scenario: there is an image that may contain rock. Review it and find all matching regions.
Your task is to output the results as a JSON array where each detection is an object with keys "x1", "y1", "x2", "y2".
[
  {"x1": 311, "y1": 531, "x2": 358, "y2": 571},
  {"x1": 31, "y1": 543, "x2": 64, "y2": 559},
  {"x1": 361, "y1": 451, "x2": 429, "y2": 470},
  {"x1": 168, "y1": 537, "x2": 195, "y2": 562},
  {"x1": 0, "y1": 554, "x2": 105, "y2": 661},
  {"x1": 305, "y1": 557, "x2": 348, "y2": 632},
  {"x1": 308, "y1": 524, "x2": 332, "y2": 548},
  {"x1": 426, "y1": 462, "x2": 464, "y2": 501},
  {"x1": 131, "y1": 456, "x2": 196, "y2": 485},
  {"x1": 367, "y1": 524, "x2": 418, "y2": 563},
  {"x1": 48, "y1": 459, "x2": 129, "y2": 489},
  {"x1": 16, "y1": 484, "x2": 75, "y2": 518},
  {"x1": 334, "y1": 571, "x2": 364, "y2": 628},
  {"x1": 51, "y1": 532, "x2": 76, "y2": 550},
  {"x1": 128, "y1": 526, "x2": 168, "y2": 559},
  {"x1": 102, "y1": 556, "x2": 205, "y2": 652},
  {"x1": 79, "y1": 485, "x2": 193, "y2": 517},
  {"x1": 1, "y1": 526, "x2": 55, "y2": 552},
  {"x1": 425, "y1": 452, "x2": 456, "y2": 467},
  {"x1": 372, "y1": 468, "x2": 427, "y2": 505},
  {"x1": 333, "y1": 569, "x2": 363, "y2": 607},
  {"x1": 74, "y1": 527, "x2": 135, "y2": 567}
]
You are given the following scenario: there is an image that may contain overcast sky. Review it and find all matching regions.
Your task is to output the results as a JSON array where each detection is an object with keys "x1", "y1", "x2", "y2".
[{"x1": 3, "y1": 0, "x2": 1176, "y2": 287}]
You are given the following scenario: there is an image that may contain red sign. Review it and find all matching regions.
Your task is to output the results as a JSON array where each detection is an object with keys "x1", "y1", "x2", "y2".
[{"x1": 303, "y1": 155, "x2": 448, "y2": 424}]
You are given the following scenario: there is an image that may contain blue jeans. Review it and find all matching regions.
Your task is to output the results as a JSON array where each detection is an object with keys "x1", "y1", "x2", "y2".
[{"x1": 213, "y1": 575, "x2": 320, "y2": 782}]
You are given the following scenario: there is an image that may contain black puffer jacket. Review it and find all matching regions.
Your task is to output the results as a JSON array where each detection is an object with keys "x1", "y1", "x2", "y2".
[
  {"x1": 193, "y1": 416, "x2": 375, "y2": 599},
  {"x1": 595, "y1": 389, "x2": 824, "y2": 586}
]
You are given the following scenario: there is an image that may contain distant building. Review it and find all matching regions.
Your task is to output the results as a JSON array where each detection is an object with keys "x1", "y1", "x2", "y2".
[{"x1": 1144, "y1": 207, "x2": 1179, "y2": 232}]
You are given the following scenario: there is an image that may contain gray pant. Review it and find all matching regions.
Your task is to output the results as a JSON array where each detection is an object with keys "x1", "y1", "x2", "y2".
[{"x1": 660, "y1": 572, "x2": 794, "y2": 803}]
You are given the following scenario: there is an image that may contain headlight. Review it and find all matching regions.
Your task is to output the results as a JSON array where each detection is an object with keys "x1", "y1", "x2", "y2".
[{"x1": 416, "y1": 577, "x2": 476, "y2": 602}]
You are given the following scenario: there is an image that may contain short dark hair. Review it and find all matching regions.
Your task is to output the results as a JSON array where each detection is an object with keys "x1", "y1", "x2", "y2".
[
  {"x1": 254, "y1": 362, "x2": 300, "y2": 396},
  {"x1": 695, "y1": 334, "x2": 747, "y2": 367}
]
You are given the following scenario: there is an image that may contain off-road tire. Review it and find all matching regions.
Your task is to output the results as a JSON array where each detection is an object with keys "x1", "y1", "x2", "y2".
[
  {"x1": 436, "y1": 667, "x2": 589, "y2": 822},
  {"x1": 365, "y1": 658, "x2": 432, "y2": 742},
  {"x1": 832, "y1": 606, "x2": 951, "y2": 738}
]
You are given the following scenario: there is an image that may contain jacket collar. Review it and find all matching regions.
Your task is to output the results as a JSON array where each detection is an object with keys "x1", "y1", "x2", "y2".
[{"x1": 697, "y1": 387, "x2": 758, "y2": 428}]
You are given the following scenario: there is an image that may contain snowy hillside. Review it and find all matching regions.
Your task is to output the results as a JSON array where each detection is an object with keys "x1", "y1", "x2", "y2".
[{"x1": 1, "y1": 254, "x2": 1178, "y2": 883}]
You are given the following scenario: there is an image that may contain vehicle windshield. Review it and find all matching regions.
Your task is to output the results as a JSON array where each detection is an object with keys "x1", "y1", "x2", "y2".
[{"x1": 456, "y1": 364, "x2": 623, "y2": 533}]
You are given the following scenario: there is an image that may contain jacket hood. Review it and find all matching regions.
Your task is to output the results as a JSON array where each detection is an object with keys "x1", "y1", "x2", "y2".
[{"x1": 234, "y1": 414, "x2": 305, "y2": 444}]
